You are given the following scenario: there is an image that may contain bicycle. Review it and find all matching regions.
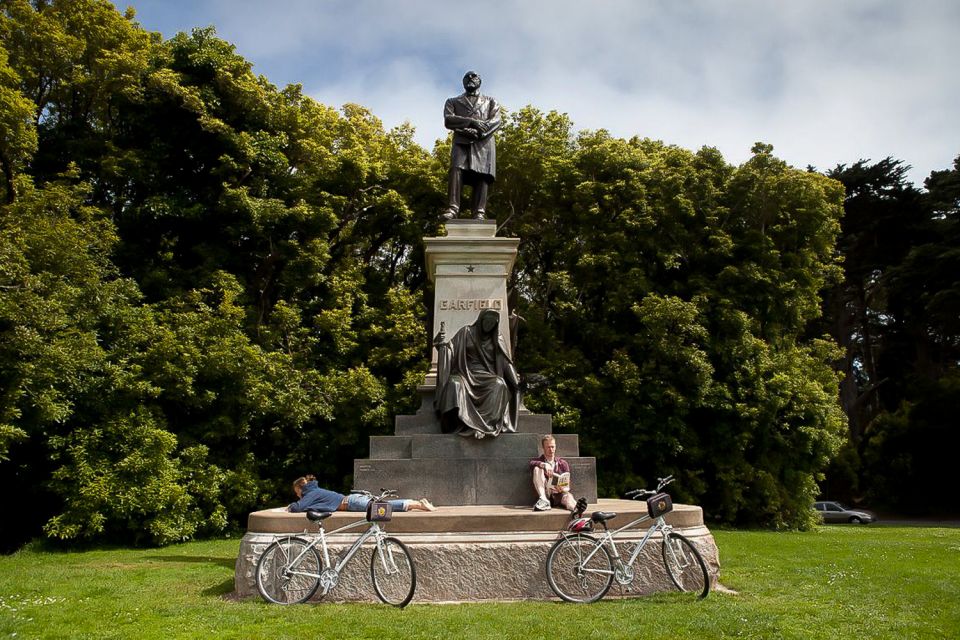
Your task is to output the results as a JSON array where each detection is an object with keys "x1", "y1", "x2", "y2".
[
  {"x1": 255, "y1": 489, "x2": 417, "y2": 607},
  {"x1": 545, "y1": 475, "x2": 710, "y2": 603}
]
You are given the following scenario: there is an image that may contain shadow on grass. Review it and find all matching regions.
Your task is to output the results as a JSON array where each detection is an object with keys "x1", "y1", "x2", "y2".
[
  {"x1": 144, "y1": 555, "x2": 236, "y2": 570},
  {"x1": 203, "y1": 577, "x2": 237, "y2": 597},
  {"x1": 143, "y1": 555, "x2": 239, "y2": 599}
]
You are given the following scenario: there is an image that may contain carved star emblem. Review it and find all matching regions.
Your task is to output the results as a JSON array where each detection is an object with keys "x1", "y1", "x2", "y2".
[{"x1": 466, "y1": 265, "x2": 475, "y2": 272}]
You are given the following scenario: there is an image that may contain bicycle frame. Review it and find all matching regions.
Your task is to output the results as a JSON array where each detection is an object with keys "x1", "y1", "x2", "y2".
[
  {"x1": 282, "y1": 518, "x2": 387, "y2": 584},
  {"x1": 578, "y1": 513, "x2": 672, "y2": 573},
  {"x1": 546, "y1": 475, "x2": 709, "y2": 602}
]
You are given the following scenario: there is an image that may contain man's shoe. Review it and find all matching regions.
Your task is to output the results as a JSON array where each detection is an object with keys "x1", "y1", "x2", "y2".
[
  {"x1": 534, "y1": 498, "x2": 551, "y2": 511},
  {"x1": 440, "y1": 207, "x2": 457, "y2": 221},
  {"x1": 573, "y1": 497, "x2": 588, "y2": 518},
  {"x1": 473, "y1": 210, "x2": 486, "y2": 220}
]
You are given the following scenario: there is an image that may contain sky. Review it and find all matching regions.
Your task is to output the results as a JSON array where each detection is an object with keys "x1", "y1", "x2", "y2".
[{"x1": 113, "y1": 0, "x2": 959, "y2": 188}]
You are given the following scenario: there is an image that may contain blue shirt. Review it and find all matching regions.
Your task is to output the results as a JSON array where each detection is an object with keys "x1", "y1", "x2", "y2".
[{"x1": 287, "y1": 481, "x2": 345, "y2": 513}]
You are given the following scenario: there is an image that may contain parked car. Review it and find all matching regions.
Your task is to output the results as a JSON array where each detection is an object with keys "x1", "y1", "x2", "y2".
[{"x1": 813, "y1": 501, "x2": 877, "y2": 524}]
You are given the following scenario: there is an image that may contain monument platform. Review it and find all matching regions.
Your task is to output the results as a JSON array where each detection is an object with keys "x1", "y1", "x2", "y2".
[
  {"x1": 234, "y1": 500, "x2": 720, "y2": 603},
  {"x1": 235, "y1": 221, "x2": 722, "y2": 603}
]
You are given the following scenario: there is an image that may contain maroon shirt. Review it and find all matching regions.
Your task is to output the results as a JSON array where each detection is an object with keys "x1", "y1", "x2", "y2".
[{"x1": 529, "y1": 454, "x2": 571, "y2": 475}]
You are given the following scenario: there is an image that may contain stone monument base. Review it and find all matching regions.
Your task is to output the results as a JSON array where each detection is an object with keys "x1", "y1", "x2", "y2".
[{"x1": 234, "y1": 500, "x2": 720, "y2": 603}]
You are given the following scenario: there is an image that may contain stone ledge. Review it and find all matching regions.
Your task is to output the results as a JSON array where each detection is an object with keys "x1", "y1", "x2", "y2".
[
  {"x1": 247, "y1": 500, "x2": 704, "y2": 534},
  {"x1": 368, "y1": 433, "x2": 581, "y2": 460},
  {"x1": 234, "y1": 518, "x2": 719, "y2": 603}
]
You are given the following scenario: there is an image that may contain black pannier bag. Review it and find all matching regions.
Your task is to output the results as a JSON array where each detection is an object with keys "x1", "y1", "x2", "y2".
[
  {"x1": 366, "y1": 501, "x2": 393, "y2": 522},
  {"x1": 646, "y1": 493, "x2": 673, "y2": 518}
]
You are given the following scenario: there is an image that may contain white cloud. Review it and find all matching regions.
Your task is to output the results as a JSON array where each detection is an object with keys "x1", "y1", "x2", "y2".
[{"x1": 123, "y1": 0, "x2": 960, "y2": 185}]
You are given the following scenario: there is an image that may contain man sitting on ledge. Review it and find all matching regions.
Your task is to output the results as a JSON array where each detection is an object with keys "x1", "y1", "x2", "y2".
[
  {"x1": 288, "y1": 475, "x2": 436, "y2": 513},
  {"x1": 529, "y1": 435, "x2": 578, "y2": 512}
]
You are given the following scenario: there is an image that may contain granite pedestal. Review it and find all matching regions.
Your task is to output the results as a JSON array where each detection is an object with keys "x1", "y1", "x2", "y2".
[{"x1": 234, "y1": 500, "x2": 720, "y2": 603}]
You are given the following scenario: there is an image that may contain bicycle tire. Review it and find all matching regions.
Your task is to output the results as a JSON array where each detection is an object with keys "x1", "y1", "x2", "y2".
[
  {"x1": 545, "y1": 533, "x2": 614, "y2": 603},
  {"x1": 370, "y1": 536, "x2": 416, "y2": 607},
  {"x1": 255, "y1": 536, "x2": 323, "y2": 604},
  {"x1": 661, "y1": 532, "x2": 710, "y2": 598}
]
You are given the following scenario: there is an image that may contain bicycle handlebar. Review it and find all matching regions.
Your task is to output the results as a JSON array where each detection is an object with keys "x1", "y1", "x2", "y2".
[
  {"x1": 625, "y1": 475, "x2": 676, "y2": 500},
  {"x1": 350, "y1": 488, "x2": 398, "y2": 501}
]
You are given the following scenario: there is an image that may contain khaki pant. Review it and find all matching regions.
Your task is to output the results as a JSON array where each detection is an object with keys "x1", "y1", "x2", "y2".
[{"x1": 532, "y1": 466, "x2": 576, "y2": 510}]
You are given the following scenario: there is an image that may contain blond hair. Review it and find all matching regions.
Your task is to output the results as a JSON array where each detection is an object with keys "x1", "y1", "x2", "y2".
[{"x1": 541, "y1": 434, "x2": 556, "y2": 447}]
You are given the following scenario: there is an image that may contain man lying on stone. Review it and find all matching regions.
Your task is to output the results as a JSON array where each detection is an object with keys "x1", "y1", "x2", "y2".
[
  {"x1": 530, "y1": 434, "x2": 583, "y2": 513},
  {"x1": 287, "y1": 475, "x2": 436, "y2": 513}
]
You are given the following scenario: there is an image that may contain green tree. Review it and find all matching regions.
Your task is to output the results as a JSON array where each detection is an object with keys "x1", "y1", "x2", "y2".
[
  {"x1": 0, "y1": 41, "x2": 36, "y2": 203},
  {"x1": 0, "y1": 0, "x2": 861, "y2": 545},
  {"x1": 1, "y1": 1, "x2": 441, "y2": 547},
  {"x1": 821, "y1": 156, "x2": 960, "y2": 513},
  {"x1": 0, "y1": 171, "x2": 228, "y2": 547},
  {"x1": 495, "y1": 112, "x2": 846, "y2": 528}
]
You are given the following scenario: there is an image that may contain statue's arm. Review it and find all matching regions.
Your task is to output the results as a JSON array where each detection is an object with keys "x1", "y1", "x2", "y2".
[
  {"x1": 474, "y1": 99, "x2": 502, "y2": 138},
  {"x1": 433, "y1": 323, "x2": 447, "y2": 347},
  {"x1": 504, "y1": 358, "x2": 520, "y2": 390},
  {"x1": 444, "y1": 99, "x2": 477, "y2": 131},
  {"x1": 434, "y1": 326, "x2": 452, "y2": 389}
]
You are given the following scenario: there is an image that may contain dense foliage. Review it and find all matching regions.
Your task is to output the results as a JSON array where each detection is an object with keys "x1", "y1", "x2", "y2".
[
  {"x1": 0, "y1": 0, "x2": 953, "y2": 548},
  {"x1": 818, "y1": 157, "x2": 960, "y2": 514},
  {"x1": 1, "y1": 0, "x2": 439, "y2": 547},
  {"x1": 495, "y1": 115, "x2": 846, "y2": 527}
]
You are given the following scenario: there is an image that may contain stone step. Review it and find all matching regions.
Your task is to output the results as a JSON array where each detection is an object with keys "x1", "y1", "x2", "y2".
[
  {"x1": 352, "y1": 456, "x2": 597, "y2": 506},
  {"x1": 395, "y1": 411, "x2": 552, "y2": 435},
  {"x1": 368, "y1": 433, "x2": 580, "y2": 460}
]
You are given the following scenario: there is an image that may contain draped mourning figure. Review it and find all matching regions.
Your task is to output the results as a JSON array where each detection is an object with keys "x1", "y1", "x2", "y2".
[{"x1": 433, "y1": 309, "x2": 520, "y2": 438}]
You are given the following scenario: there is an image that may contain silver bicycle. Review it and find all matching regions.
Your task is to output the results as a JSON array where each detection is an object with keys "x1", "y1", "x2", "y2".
[
  {"x1": 545, "y1": 475, "x2": 710, "y2": 602},
  {"x1": 255, "y1": 489, "x2": 416, "y2": 607}
]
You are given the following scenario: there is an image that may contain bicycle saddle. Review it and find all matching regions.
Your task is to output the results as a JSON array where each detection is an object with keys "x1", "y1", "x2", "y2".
[
  {"x1": 305, "y1": 510, "x2": 334, "y2": 522},
  {"x1": 591, "y1": 511, "x2": 617, "y2": 523}
]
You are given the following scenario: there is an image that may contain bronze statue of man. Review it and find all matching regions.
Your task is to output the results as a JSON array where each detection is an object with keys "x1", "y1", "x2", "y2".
[{"x1": 441, "y1": 71, "x2": 501, "y2": 221}]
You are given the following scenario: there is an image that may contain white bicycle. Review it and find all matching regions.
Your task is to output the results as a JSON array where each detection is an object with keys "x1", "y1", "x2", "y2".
[
  {"x1": 545, "y1": 476, "x2": 710, "y2": 602},
  {"x1": 255, "y1": 489, "x2": 416, "y2": 607}
]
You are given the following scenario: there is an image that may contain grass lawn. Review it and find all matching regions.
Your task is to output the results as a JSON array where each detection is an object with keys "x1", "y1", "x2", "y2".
[{"x1": 1, "y1": 526, "x2": 957, "y2": 639}]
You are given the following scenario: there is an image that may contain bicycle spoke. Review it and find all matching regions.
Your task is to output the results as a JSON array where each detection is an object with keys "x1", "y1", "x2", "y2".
[
  {"x1": 661, "y1": 533, "x2": 710, "y2": 598},
  {"x1": 370, "y1": 537, "x2": 416, "y2": 607},
  {"x1": 256, "y1": 537, "x2": 322, "y2": 604},
  {"x1": 546, "y1": 534, "x2": 614, "y2": 603}
]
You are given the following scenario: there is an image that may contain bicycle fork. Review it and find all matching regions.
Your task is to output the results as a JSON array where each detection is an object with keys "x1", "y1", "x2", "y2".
[
  {"x1": 373, "y1": 530, "x2": 401, "y2": 575},
  {"x1": 662, "y1": 532, "x2": 693, "y2": 572}
]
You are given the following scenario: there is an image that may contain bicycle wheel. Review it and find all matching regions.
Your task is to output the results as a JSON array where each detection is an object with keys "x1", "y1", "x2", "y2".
[
  {"x1": 661, "y1": 532, "x2": 710, "y2": 598},
  {"x1": 255, "y1": 536, "x2": 323, "y2": 604},
  {"x1": 545, "y1": 533, "x2": 614, "y2": 603},
  {"x1": 370, "y1": 537, "x2": 416, "y2": 607}
]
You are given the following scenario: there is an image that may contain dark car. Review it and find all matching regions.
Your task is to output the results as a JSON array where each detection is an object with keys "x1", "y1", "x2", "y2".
[{"x1": 814, "y1": 501, "x2": 877, "y2": 524}]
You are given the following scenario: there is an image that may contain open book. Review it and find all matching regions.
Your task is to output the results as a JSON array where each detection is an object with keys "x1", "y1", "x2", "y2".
[{"x1": 551, "y1": 471, "x2": 570, "y2": 491}]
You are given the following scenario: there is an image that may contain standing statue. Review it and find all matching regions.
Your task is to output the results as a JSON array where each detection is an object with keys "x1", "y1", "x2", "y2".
[
  {"x1": 433, "y1": 309, "x2": 520, "y2": 438},
  {"x1": 441, "y1": 71, "x2": 501, "y2": 221}
]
